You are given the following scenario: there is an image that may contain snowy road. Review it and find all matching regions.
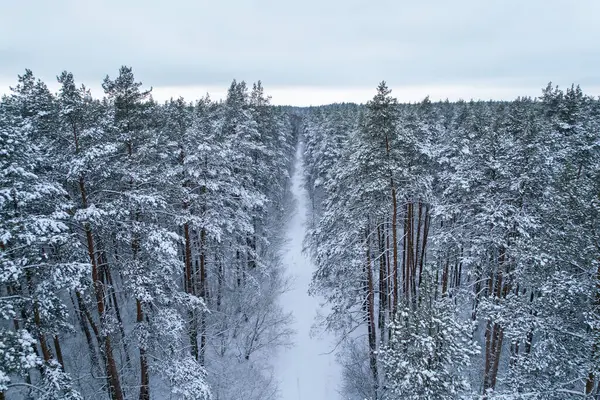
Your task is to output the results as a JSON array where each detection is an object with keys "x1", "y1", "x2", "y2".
[{"x1": 275, "y1": 143, "x2": 341, "y2": 400}]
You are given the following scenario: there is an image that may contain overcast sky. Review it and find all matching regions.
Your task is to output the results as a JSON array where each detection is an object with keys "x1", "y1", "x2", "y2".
[{"x1": 1, "y1": 0, "x2": 598, "y2": 105}]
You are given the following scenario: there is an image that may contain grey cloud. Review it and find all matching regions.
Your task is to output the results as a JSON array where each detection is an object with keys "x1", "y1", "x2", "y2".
[{"x1": 1, "y1": 0, "x2": 598, "y2": 90}]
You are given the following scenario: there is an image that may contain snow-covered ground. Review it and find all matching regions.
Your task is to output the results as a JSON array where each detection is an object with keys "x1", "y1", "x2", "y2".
[{"x1": 275, "y1": 143, "x2": 341, "y2": 400}]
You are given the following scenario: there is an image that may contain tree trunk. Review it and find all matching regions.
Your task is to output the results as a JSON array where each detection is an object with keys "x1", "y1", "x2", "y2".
[
  {"x1": 104, "y1": 336, "x2": 123, "y2": 400},
  {"x1": 490, "y1": 324, "x2": 504, "y2": 389},
  {"x1": 472, "y1": 264, "x2": 482, "y2": 322},
  {"x1": 79, "y1": 176, "x2": 124, "y2": 400},
  {"x1": 524, "y1": 290, "x2": 535, "y2": 355},
  {"x1": 102, "y1": 259, "x2": 131, "y2": 367},
  {"x1": 199, "y1": 228, "x2": 207, "y2": 365},
  {"x1": 418, "y1": 205, "x2": 430, "y2": 288},
  {"x1": 454, "y1": 246, "x2": 463, "y2": 289},
  {"x1": 71, "y1": 292, "x2": 101, "y2": 376},
  {"x1": 402, "y1": 202, "x2": 408, "y2": 301},
  {"x1": 483, "y1": 318, "x2": 493, "y2": 395},
  {"x1": 441, "y1": 257, "x2": 449, "y2": 296},
  {"x1": 378, "y1": 223, "x2": 387, "y2": 343},
  {"x1": 25, "y1": 268, "x2": 53, "y2": 364},
  {"x1": 414, "y1": 201, "x2": 422, "y2": 287},
  {"x1": 33, "y1": 301, "x2": 52, "y2": 362},
  {"x1": 386, "y1": 221, "x2": 392, "y2": 340},
  {"x1": 385, "y1": 126, "x2": 398, "y2": 317},
  {"x1": 391, "y1": 184, "x2": 398, "y2": 316},
  {"x1": 510, "y1": 340, "x2": 519, "y2": 367},
  {"x1": 53, "y1": 335, "x2": 65, "y2": 370},
  {"x1": 366, "y1": 226, "x2": 379, "y2": 399},
  {"x1": 75, "y1": 290, "x2": 115, "y2": 397},
  {"x1": 408, "y1": 202, "x2": 416, "y2": 300},
  {"x1": 183, "y1": 220, "x2": 199, "y2": 361},
  {"x1": 129, "y1": 216, "x2": 150, "y2": 400},
  {"x1": 137, "y1": 299, "x2": 149, "y2": 400},
  {"x1": 247, "y1": 217, "x2": 256, "y2": 270}
]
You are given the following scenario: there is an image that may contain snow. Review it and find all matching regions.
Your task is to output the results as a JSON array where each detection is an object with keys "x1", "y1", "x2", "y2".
[{"x1": 275, "y1": 142, "x2": 341, "y2": 400}]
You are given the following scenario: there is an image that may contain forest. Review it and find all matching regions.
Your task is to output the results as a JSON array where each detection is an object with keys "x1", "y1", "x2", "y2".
[
  {"x1": 1, "y1": 68, "x2": 599, "y2": 400},
  {"x1": 1, "y1": 67, "x2": 297, "y2": 400},
  {"x1": 304, "y1": 83, "x2": 600, "y2": 399}
]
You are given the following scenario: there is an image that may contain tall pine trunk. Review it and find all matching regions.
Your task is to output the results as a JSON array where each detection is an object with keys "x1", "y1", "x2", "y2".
[
  {"x1": 29, "y1": 270, "x2": 53, "y2": 363},
  {"x1": 391, "y1": 183, "x2": 398, "y2": 316},
  {"x1": 80, "y1": 177, "x2": 124, "y2": 400},
  {"x1": 418, "y1": 205, "x2": 430, "y2": 288},
  {"x1": 198, "y1": 228, "x2": 207, "y2": 365},
  {"x1": 137, "y1": 299, "x2": 149, "y2": 400},
  {"x1": 402, "y1": 202, "x2": 409, "y2": 301},
  {"x1": 184, "y1": 220, "x2": 199, "y2": 360},
  {"x1": 129, "y1": 193, "x2": 149, "y2": 400},
  {"x1": 377, "y1": 223, "x2": 387, "y2": 343},
  {"x1": 365, "y1": 226, "x2": 379, "y2": 398},
  {"x1": 101, "y1": 257, "x2": 131, "y2": 368}
]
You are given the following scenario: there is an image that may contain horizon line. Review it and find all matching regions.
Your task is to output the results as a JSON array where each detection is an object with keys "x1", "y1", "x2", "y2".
[{"x1": 1, "y1": 80, "x2": 598, "y2": 107}]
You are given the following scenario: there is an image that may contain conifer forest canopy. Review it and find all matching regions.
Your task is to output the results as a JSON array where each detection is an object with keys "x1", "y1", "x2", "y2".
[{"x1": 1, "y1": 66, "x2": 600, "y2": 400}]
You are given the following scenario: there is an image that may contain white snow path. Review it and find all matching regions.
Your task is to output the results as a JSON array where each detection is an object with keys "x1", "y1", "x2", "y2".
[{"x1": 275, "y1": 142, "x2": 341, "y2": 400}]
